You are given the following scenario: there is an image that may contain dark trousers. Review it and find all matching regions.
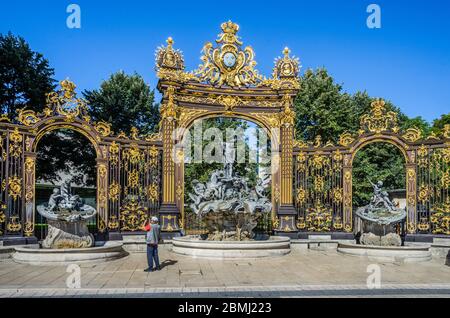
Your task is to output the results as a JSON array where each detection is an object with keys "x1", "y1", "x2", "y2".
[{"x1": 146, "y1": 244, "x2": 160, "y2": 269}]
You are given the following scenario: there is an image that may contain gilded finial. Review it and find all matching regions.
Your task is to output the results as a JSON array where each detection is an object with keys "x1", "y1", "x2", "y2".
[
  {"x1": 60, "y1": 78, "x2": 76, "y2": 99},
  {"x1": 221, "y1": 20, "x2": 239, "y2": 34},
  {"x1": 166, "y1": 37, "x2": 174, "y2": 47},
  {"x1": 283, "y1": 47, "x2": 290, "y2": 57}
]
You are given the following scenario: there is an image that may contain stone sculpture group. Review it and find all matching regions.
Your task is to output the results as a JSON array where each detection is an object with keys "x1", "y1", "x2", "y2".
[
  {"x1": 355, "y1": 179, "x2": 406, "y2": 246},
  {"x1": 188, "y1": 143, "x2": 272, "y2": 240},
  {"x1": 37, "y1": 179, "x2": 97, "y2": 248}
]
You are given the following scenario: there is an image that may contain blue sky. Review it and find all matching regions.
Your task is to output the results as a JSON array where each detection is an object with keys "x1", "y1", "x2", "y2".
[{"x1": 1, "y1": 0, "x2": 449, "y2": 122}]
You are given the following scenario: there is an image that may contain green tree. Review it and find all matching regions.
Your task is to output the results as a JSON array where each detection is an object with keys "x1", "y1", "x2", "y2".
[
  {"x1": 431, "y1": 113, "x2": 450, "y2": 136},
  {"x1": 0, "y1": 32, "x2": 55, "y2": 117},
  {"x1": 294, "y1": 68, "x2": 355, "y2": 143},
  {"x1": 352, "y1": 143, "x2": 406, "y2": 207},
  {"x1": 83, "y1": 71, "x2": 160, "y2": 135},
  {"x1": 36, "y1": 129, "x2": 97, "y2": 187}
]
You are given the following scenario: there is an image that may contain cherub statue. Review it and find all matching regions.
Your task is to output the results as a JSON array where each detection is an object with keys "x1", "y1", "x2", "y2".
[
  {"x1": 368, "y1": 179, "x2": 396, "y2": 211},
  {"x1": 48, "y1": 188, "x2": 62, "y2": 211}
]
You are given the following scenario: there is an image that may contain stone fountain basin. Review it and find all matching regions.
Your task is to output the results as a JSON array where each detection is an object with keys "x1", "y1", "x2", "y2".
[
  {"x1": 337, "y1": 243, "x2": 431, "y2": 263},
  {"x1": 172, "y1": 235, "x2": 290, "y2": 259},
  {"x1": 12, "y1": 241, "x2": 128, "y2": 266}
]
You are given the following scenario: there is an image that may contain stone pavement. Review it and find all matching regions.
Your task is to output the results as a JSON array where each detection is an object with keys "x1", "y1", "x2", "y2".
[{"x1": 0, "y1": 246, "x2": 449, "y2": 297}]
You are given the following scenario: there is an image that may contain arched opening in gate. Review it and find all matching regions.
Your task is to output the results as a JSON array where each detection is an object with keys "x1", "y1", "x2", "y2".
[
  {"x1": 181, "y1": 116, "x2": 273, "y2": 237},
  {"x1": 352, "y1": 140, "x2": 407, "y2": 211},
  {"x1": 34, "y1": 128, "x2": 97, "y2": 240}
]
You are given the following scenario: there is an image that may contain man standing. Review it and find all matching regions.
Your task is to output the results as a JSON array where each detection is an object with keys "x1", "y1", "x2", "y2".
[{"x1": 144, "y1": 216, "x2": 161, "y2": 272}]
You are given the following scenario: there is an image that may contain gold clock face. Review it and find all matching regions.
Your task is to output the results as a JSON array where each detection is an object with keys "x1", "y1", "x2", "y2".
[{"x1": 223, "y1": 52, "x2": 236, "y2": 68}]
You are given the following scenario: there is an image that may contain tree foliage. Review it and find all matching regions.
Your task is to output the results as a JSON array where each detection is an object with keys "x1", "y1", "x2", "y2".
[
  {"x1": 0, "y1": 32, "x2": 55, "y2": 117},
  {"x1": 36, "y1": 129, "x2": 97, "y2": 186},
  {"x1": 83, "y1": 71, "x2": 160, "y2": 135}
]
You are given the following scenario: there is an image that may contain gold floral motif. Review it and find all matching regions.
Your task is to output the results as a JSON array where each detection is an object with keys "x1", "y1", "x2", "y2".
[
  {"x1": 441, "y1": 171, "x2": 450, "y2": 188},
  {"x1": 6, "y1": 216, "x2": 21, "y2": 232},
  {"x1": 430, "y1": 199, "x2": 450, "y2": 235},
  {"x1": 443, "y1": 124, "x2": 450, "y2": 139},
  {"x1": 0, "y1": 114, "x2": 11, "y2": 122},
  {"x1": 407, "y1": 222, "x2": 416, "y2": 234},
  {"x1": 310, "y1": 154, "x2": 329, "y2": 170},
  {"x1": 147, "y1": 183, "x2": 159, "y2": 203},
  {"x1": 17, "y1": 108, "x2": 39, "y2": 126},
  {"x1": 313, "y1": 176, "x2": 325, "y2": 193},
  {"x1": 344, "y1": 224, "x2": 352, "y2": 233},
  {"x1": 160, "y1": 86, "x2": 177, "y2": 121},
  {"x1": 294, "y1": 140, "x2": 308, "y2": 148},
  {"x1": 98, "y1": 164, "x2": 107, "y2": 178},
  {"x1": 249, "y1": 112, "x2": 280, "y2": 129},
  {"x1": 98, "y1": 218, "x2": 106, "y2": 233},
  {"x1": 417, "y1": 218, "x2": 430, "y2": 232},
  {"x1": 25, "y1": 157, "x2": 35, "y2": 173},
  {"x1": 305, "y1": 201, "x2": 332, "y2": 231},
  {"x1": 144, "y1": 132, "x2": 161, "y2": 142},
  {"x1": 280, "y1": 95, "x2": 295, "y2": 127},
  {"x1": 360, "y1": 99, "x2": 399, "y2": 134},
  {"x1": 339, "y1": 132, "x2": 355, "y2": 147},
  {"x1": 23, "y1": 222, "x2": 34, "y2": 237},
  {"x1": 8, "y1": 176, "x2": 22, "y2": 201},
  {"x1": 95, "y1": 121, "x2": 112, "y2": 137},
  {"x1": 417, "y1": 145, "x2": 428, "y2": 168},
  {"x1": 296, "y1": 187, "x2": 306, "y2": 204},
  {"x1": 119, "y1": 198, "x2": 148, "y2": 231},
  {"x1": 108, "y1": 215, "x2": 119, "y2": 230},
  {"x1": 109, "y1": 182, "x2": 120, "y2": 202},
  {"x1": 123, "y1": 143, "x2": 143, "y2": 164},
  {"x1": 332, "y1": 187, "x2": 343, "y2": 203},
  {"x1": 402, "y1": 127, "x2": 422, "y2": 142},
  {"x1": 216, "y1": 95, "x2": 242, "y2": 113},
  {"x1": 177, "y1": 108, "x2": 209, "y2": 129},
  {"x1": 128, "y1": 170, "x2": 139, "y2": 188},
  {"x1": 109, "y1": 141, "x2": 119, "y2": 166},
  {"x1": 147, "y1": 145, "x2": 159, "y2": 168},
  {"x1": 418, "y1": 183, "x2": 432, "y2": 204},
  {"x1": 296, "y1": 217, "x2": 306, "y2": 230},
  {"x1": 130, "y1": 127, "x2": 139, "y2": 140},
  {"x1": 333, "y1": 216, "x2": 343, "y2": 230},
  {"x1": 9, "y1": 128, "x2": 23, "y2": 158},
  {"x1": 46, "y1": 79, "x2": 90, "y2": 123}
]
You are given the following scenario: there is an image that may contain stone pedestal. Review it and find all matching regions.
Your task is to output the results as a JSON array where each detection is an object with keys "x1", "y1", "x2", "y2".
[{"x1": 42, "y1": 220, "x2": 94, "y2": 249}]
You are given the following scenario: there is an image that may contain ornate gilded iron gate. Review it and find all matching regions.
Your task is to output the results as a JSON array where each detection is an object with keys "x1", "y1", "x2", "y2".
[
  {"x1": 0, "y1": 80, "x2": 162, "y2": 241},
  {"x1": 292, "y1": 100, "x2": 450, "y2": 235}
]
